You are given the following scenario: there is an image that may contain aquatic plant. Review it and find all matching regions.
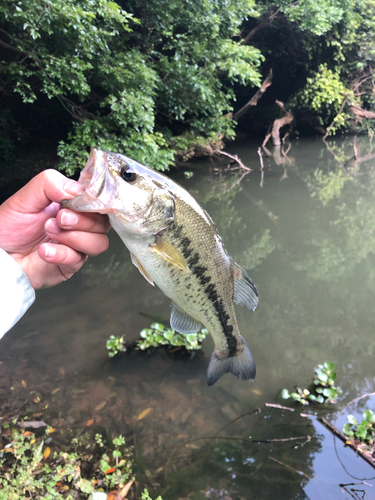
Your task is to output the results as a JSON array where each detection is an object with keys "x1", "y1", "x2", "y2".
[
  {"x1": 343, "y1": 410, "x2": 375, "y2": 446},
  {"x1": 106, "y1": 335, "x2": 126, "y2": 357},
  {"x1": 137, "y1": 323, "x2": 208, "y2": 351},
  {"x1": 0, "y1": 422, "x2": 133, "y2": 498},
  {"x1": 281, "y1": 362, "x2": 342, "y2": 405}
]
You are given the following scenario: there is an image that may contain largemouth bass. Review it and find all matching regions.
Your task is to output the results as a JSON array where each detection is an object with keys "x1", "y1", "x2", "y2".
[{"x1": 62, "y1": 148, "x2": 259, "y2": 386}]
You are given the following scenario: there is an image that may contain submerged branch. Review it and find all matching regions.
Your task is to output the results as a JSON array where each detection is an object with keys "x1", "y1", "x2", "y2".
[
  {"x1": 268, "y1": 456, "x2": 311, "y2": 478},
  {"x1": 216, "y1": 150, "x2": 252, "y2": 171}
]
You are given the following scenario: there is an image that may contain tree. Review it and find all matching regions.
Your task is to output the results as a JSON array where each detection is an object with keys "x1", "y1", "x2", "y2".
[{"x1": 0, "y1": 0, "x2": 263, "y2": 174}]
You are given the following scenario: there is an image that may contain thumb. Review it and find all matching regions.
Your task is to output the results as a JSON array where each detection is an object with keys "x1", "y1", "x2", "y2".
[{"x1": 8, "y1": 170, "x2": 84, "y2": 214}]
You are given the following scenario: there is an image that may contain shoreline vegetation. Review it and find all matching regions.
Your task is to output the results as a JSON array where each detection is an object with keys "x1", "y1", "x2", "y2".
[{"x1": 2, "y1": 0, "x2": 375, "y2": 184}]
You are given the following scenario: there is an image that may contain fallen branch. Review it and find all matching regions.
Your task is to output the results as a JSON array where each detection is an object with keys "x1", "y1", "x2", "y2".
[
  {"x1": 319, "y1": 417, "x2": 375, "y2": 470},
  {"x1": 216, "y1": 150, "x2": 252, "y2": 171},
  {"x1": 233, "y1": 70, "x2": 273, "y2": 121},
  {"x1": 265, "y1": 403, "x2": 294, "y2": 412},
  {"x1": 268, "y1": 456, "x2": 310, "y2": 478},
  {"x1": 263, "y1": 101, "x2": 294, "y2": 147},
  {"x1": 256, "y1": 435, "x2": 311, "y2": 444}
]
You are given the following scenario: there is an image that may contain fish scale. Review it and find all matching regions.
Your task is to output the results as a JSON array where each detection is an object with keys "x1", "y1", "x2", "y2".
[{"x1": 62, "y1": 148, "x2": 259, "y2": 386}]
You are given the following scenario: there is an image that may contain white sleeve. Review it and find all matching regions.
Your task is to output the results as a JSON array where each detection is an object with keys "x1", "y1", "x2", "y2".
[{"x1": 0, "y1": 248, "x2": 36, "y2": 339}]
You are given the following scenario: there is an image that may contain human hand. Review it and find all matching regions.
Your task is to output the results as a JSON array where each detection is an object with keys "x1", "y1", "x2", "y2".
[{"x1": 0, "y1": 169, "x2": 111, "y2": 289}]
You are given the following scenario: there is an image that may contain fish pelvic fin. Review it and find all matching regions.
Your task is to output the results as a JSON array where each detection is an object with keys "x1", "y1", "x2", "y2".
[
  {"x1": 150, "y1": 236, "x2": 190, "y2": 272},
  {"x1": 230, "y1": 259, "x2": 259, "y2": 312},
  {"x1": 131, "y1": 253, "x2": 154, "y2": 286},
  {"x1": 206, "y1": 337, "x2": 256, "y2": 387},
  {"x1": 170, "y1": 303, "x2": 202, "y2": 334}
]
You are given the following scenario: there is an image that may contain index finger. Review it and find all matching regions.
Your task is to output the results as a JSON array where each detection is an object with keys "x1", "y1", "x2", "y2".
[
  {"x1": 57, "y1": 209, "x2": 111, "y2": 234},
  {"x1": 8, "y1": 170, "x2": 85, "y2": 214}
]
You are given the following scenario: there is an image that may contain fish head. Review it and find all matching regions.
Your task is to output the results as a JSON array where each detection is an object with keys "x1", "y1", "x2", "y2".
[{"x1": 62, "y1": 148, "x2": 175, "y2": 234}]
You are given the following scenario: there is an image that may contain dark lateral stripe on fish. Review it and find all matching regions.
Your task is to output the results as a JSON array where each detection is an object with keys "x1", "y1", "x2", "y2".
[{"x1": 172, "y1": 222, "x2": 238, "y2": 356}]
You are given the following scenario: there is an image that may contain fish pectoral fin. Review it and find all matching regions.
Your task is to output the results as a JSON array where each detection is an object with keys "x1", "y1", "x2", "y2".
[
  {"x1": 206, "y1": 337, "x2": 256, "y2": 387},
  {"x1": 230, "y1": 258, "x2": 259, "y2": 312},
  {"x1": 170, "y1": 303, "x2": 202, "y2": 334},
  {"x1": 150, "y1": 237, "x2": 190, "y2": 272},
  {"x1": 131, "y1": 253, "x2": 155, "y2": 286}
]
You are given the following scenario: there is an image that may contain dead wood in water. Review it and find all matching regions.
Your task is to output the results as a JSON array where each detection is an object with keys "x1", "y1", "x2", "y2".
[
  {"x1": 216, "y1": 150, "x2": 252, "y2": 171},
  {"x1": 319, "y1": 417, "x2": 375, "y2": 470},
  {"x1": 263, "y1": 101, "x2": 294, "y2": 147}
]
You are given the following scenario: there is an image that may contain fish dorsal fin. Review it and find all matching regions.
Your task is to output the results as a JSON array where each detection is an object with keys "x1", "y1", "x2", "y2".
[
  {"x1": 150, "y1": 236, "x2": 190, "y2": 272},
  {"x1": 170, "y1": 303, "x2": 202, "y2": 334},
  {"x1": 230, "y1": 259, "x2": 259, "y2": 312},
  {"x1": 131, "y1": 253, "x2": 155, "y2": 286}
]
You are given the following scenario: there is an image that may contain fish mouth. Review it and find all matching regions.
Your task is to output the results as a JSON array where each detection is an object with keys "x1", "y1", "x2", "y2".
[{"x1": 62, "y1": 148, "x2": 117, "y2": 213}]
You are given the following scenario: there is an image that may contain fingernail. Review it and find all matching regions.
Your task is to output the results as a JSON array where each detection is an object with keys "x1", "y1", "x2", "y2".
[
  {"x1": 44, "y1": 245, "x2": 56, "y2": 258},
  {"x1": 45, "y1": 219, "x2": 60, "y2": 235},
  {"x1": 60, "y1": 211, "x2": 79, "y2": 227},
  {"x1": 63, "y1": 181, "x2": 84, "y2": 197}
]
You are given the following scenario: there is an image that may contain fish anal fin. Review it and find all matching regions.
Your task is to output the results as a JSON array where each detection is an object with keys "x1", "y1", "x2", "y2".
[
  {"x1": 230, "y1": 259, "x2": 259, "y2": 312},
  {"x1": 170, "y1": 303, "x2": 202, "y2": 334},
  {"x1": 150, "y1": 237, "x2": 189, "y2": 272},
  {"x1": 206, "y1": 337, "x2": 256, "y2": 387},
  {"x1": 131, "y1": 253, "x2": 155, "y2": 286}
]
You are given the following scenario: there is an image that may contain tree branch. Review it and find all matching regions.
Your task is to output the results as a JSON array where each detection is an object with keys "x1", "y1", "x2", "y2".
[
  {"x1": 233, "y1": 70, "x2": 273, "y2": 121},
  {"x1": 241, "y1": 7, "x2": 281, "y2": 45}
]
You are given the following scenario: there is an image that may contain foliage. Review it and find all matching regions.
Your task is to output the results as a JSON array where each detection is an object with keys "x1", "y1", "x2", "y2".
[
  {"x1": 141, "y1": 489, "x2": 163, "y2": 500},
  {"x1": 0, "y1": 0, "x2": 263, "y2": 174},
  {"x1": 0, "y1": 424, "x2": 133, "y2": 499},
  {"x1": 138, "y1": 323, "x2": 208, "y2": 351},
  {"x1": 290, "y1": 65, "x2": 353, "y2": 134},
  {"x1": 343, "y1": 410, "x2": 375, "y2": 446},
  {"x1": 106, "y1": 335, "x2": 126, "y2": 357},
  {"x1": 281, "y1": 362, "x2": 342, "y2": 405}
]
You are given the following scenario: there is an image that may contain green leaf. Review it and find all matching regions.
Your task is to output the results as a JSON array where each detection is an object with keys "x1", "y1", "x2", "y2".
[
  {"x1": 80, "y1": 479, "x2": 95, "y2": 494},
  {"x1": 363, "y1": 410, "x2": 375, "y2": 423},
  {"x1": 290, "y1": 393, "x2": 301, "y2": 400},
  {"x1": 347, "y1": 415, "x2": 358, "y2": 426},
  {"x1": 280, "y1": 389, "x2": 290, "y2": 399},
  {"x1": 355, "y1": 425, "x2": 368, "y2": 440},
  {"x1": 343, "y1": 423, "x2": 353, "y2": 436}
]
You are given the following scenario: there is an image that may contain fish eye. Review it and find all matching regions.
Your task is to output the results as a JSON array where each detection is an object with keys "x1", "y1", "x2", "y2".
[{"x1": 120, "y1": 166, "x2": 137, "y2": 183}]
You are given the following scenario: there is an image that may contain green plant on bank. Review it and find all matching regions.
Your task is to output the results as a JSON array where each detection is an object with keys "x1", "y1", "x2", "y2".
[
  {"x1": 0, "y1": 424, "x2": 133, "y2": 499},
  {"x1": 138, "y1": 323, "x2": 208, "y2": 351},
  {"x1": 141, "y1": 489, "x2": 163, "y2": 500},
  {"x1": 106, "y1": 335, "x2": 126, "y2": 357},
  {"x1": 281, "y1": 362, "x2": 342, "y2": 405},
  {"x1": 343, "y1": 410, "x2": 375, "y2": 447}
]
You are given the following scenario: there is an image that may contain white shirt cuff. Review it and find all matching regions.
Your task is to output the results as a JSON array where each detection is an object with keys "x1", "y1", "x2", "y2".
[{"x1": 0, "y1": 248, "x2": 35, "y2": 339}]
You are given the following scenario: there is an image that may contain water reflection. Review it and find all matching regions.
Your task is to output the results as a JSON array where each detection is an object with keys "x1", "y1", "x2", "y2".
[{"x1": 1, "y1": 137, "x2": 375, "y2": 498}]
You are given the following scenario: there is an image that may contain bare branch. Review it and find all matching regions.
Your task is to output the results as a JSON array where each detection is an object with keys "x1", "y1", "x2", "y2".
[
  {"x1": 233, "y1": 70, "x2": 273, "y2": 121},
  {"x1": 216, "y1": 150, "x2": 252, "y2": 171},
  {"x1": 241, "y1": 7, "x2": 281, "y2": 45}
]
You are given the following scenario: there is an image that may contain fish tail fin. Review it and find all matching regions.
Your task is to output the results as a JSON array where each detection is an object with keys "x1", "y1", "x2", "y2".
[{"x1": 206, "y1": 337, "x2": 256, "y2": 387}]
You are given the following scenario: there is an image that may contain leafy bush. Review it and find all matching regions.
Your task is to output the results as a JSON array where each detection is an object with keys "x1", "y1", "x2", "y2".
[
  {"x1": 138, "y1": 323, "x2": 208, "y2": 351},
  {"x1": 281, "y1": 362, "x2": 342, "y2": 405}
]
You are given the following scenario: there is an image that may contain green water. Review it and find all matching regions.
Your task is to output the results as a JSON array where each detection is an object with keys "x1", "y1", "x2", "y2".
[{"x1": 1, "y1": 137, "x2": 375, "y2": 499}]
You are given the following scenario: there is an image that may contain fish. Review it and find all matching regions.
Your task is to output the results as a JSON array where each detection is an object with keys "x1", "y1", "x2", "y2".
[{"x1": 62, "y1": 148, "x2": 259, "y2": 386}]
